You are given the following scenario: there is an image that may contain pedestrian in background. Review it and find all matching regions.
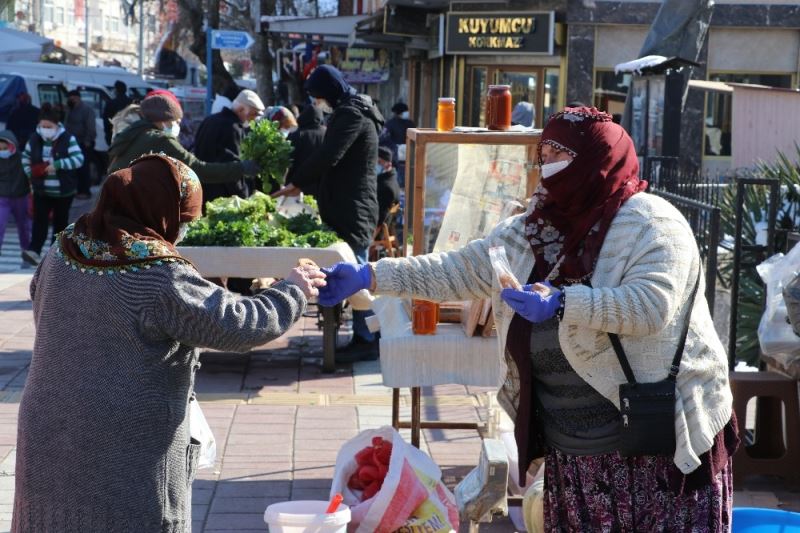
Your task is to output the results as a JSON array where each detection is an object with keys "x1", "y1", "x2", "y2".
[
  {"x1": 0, "y1": 130, "x2": 31, "y2": 257},
  {"x1": 380, "y1": 101, "x2": 414, "y2": 186},
  {"x1": 21, "y1": 103, "x2": 83, "y2": 266},
  {"x1": 283, "y1": 64, "x2": 384, "y2": 360},
  {"x1": 193, "y1": 89, "x2": 265, "y2": 204},
  {"x1": 376, "y1": 145, "x2": 399, "y2": 227},
  {"x1": 12, "y1": 154, "x2": 325, "y2": 533},
  {"x1": 285, "y1": 104, "x2": 326, "y2": 197},
  {"x1": 65, "y1": 89, "x2": 97, "y2": 200},
  {"x1": 6, "y1": 93, "x2": 39, "y2": 150},
  {"x1": 265, "y1": 106, "x2": 298, "y2": 137},
  {"x1": 107, "y1": 90, "x2": 259, "y2": 186},
  {"x1": 102, "y1": 80, "x2": 132, "y2": 147}
]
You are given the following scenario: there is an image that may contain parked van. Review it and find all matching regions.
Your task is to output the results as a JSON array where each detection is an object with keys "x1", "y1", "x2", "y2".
[{"x1": 0, "y1": 62, "x2": 156, "y2": 152}]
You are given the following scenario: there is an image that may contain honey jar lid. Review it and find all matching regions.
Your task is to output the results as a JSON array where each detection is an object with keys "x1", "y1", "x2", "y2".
[{"x1": 438, "y1": 97, "x2": 456, "y2": 103}]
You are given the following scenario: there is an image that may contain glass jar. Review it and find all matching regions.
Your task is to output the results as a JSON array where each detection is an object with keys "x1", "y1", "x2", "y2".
[
  {"x1": 485, "y1": 85, "x2": 512, "y2": 131},
  {"x1": 437, "y1": 97, "x2": 456, "y2": 132},
  {"x1": 412, "y1": 299, "x2": 439, "y2": 335}
]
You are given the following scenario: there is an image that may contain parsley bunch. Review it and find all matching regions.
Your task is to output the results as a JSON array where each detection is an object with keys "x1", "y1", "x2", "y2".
[{"x1": 240, "y1": 119, "x2": 293, "y2": 190}]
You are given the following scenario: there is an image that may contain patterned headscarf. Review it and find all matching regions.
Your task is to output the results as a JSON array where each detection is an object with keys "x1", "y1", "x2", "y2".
[
  {"x1": 59, "y1": 154, "x2": 202, "y2": 273},
  {"x1": 526, "y1": 107, "x2": 647, "y2": 285}
]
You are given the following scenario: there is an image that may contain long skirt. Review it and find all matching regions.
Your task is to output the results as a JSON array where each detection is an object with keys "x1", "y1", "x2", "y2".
[{"x1": 543, "y1": 449, "x2": 733, "y2": 532}]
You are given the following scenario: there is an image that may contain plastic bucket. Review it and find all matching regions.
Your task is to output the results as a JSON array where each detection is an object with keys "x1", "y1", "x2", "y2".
[
  {"x1": 264, "y1": 500, "x2": 350, "y2": 533},
  {"x1": 733, "y1": 507, "x2": 800, "y2": 533}
]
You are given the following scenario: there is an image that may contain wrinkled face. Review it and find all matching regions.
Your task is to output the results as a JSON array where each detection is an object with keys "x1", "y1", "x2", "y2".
[
  {"x1": 540, "y1": 143, "x2": 574, "y2": 165},
  {"x1": 235, "y1": 104, "x2": 261, "y2": 123}
]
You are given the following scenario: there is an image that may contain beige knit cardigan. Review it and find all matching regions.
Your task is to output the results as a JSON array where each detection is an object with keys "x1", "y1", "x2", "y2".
[{"x1": 374, "y1": 192, "x2": 732, "y2": 474}]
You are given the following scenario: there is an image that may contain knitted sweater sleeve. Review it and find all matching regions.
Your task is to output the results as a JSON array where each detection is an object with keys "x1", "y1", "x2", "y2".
[
  {"x1": 372, "y1": 216, "x2": 518, "y2": 302},
  {"x1": 561, "y1": 210, "x2": 697, "y2": 337},
  {"x1": 144, "y1": 265, "x2": 307, "y2": 352}
]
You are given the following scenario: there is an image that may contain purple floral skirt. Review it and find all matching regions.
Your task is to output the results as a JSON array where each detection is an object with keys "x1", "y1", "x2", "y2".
[{"x1": 543, "y1": 449, "x2": 733, "y2": 532}]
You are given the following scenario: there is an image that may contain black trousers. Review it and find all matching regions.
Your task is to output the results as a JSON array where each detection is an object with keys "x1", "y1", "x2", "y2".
[
  {"x1": 29, "y1": 194, "x2": 73, "y2": 254},
  {"x1": 76, "y1": 145, "x2": 92, "y2": 194}
]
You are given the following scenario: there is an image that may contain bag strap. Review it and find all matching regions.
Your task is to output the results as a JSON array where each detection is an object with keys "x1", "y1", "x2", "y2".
[{"x1": 607, "y1": 265, "x2": 702, "y2": 384}]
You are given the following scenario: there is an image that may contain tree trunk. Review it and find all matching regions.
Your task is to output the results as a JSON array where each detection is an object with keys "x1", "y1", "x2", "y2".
[
  {"x1": 252, "y1": 0, "x2": 276, "y2": 104},
  {"x1": 179, "y1": 0, "x2": 238, "y2": 98}
]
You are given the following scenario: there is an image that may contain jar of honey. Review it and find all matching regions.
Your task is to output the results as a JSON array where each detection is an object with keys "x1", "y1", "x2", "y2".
[
  {"x1": 436, "y1": 97, "x2": 456, "y2": 132},
  {"x1": 485, "y1": 85, "x2": 512, "y2": 131},
  {"x1": 412, "y1": 299, "x2": 439, "y2": 335}
]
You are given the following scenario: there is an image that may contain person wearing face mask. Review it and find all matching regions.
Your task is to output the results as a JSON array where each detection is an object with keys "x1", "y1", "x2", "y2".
[
  {"x1": 21, "y1": 104, "x2": 84, "y2": 266},
  {"x1": 0, "y1": 130, "x2": 31, "y2": 257},
  {"x1": 107, "y1": 90, "x2": 260, "y2": 185},
  {"x1": 12, "y1": 153, "x2": 325, "y2": 533},
  {"x1": 285, "y1": 104, "x2": 326, "y2": 197},
  {"x1": 375, "y1": 146, "x2": 400, "y2": 227},
  {"x1": 193, "y1": 89, "x2": 266, "y2": 204},
  {"x1": 64, "y1": 89, "x2": 97, "y2": 200},
  {"x1": 316, "y1": 107, "x2": 738, "y2": 531},
  {"x1": 277, "y1": 64, "x2": 384, "y2": 360}
]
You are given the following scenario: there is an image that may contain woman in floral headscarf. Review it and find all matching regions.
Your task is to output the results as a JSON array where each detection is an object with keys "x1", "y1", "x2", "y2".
[
  {"x1": 317, "y1": 107, "x2": 738, "y2": 531},
  {"x1": 13, "y1": 154, "x2": 325, "y2": 532}
]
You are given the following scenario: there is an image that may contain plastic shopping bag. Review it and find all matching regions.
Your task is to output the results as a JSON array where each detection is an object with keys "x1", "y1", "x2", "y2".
[
  {"x1": 189, "y1": 396, "x2": 216, "y2": 470},
  {"x1": 330, "y1": 426, "x2": 459, "y2": 533},
  {"x1": 756, "y1": 243, "x2": 800, "y2": 356}
]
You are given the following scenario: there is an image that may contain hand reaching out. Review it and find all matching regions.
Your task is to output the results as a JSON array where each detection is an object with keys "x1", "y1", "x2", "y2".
[{"x1": 285, "y1": 265, "x2": 327, "y2": 299}]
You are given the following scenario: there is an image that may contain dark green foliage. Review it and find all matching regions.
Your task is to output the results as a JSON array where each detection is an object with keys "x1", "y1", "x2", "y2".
[{"x1": 240, "y1": 119, "x2": 293, "y2": 190}]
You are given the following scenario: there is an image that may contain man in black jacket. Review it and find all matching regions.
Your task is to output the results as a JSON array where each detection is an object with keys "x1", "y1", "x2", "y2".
[
  {"x1": 376, "y1": 145, "x2": 400, "y2": 227},
  {"x1": 288, "y1": 65, "x2": 384, "y2": 359},
  {"x1": 285, "y1": 105, "x2": 326, "y2": 196},
  {"x1": 193, "y1": 89, "x2": 265, "y2": 203},
  {"x1": 102, "y1": 81, "x2": 132, "y2": 146}
]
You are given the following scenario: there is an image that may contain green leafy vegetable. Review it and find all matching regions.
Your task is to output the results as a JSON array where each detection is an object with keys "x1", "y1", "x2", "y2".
[
  {"x1": 240, "y1": 119, "x2": 293, "y2": 191},
  {"x1": 181, "y1": 193, "x2": 340, "y2": 249}
]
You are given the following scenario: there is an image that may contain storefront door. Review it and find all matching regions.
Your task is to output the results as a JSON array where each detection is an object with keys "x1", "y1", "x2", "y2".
[{"x1": 466, "y1": 66, "x2": 559, "y2": 128}]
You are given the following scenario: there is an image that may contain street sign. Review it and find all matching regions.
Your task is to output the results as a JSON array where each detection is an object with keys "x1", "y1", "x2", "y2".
[{"x1": 210, "y1": 30, "x2": 254, "y2": 50}]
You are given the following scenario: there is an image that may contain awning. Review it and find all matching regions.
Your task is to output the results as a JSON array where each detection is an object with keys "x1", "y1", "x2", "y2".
[
  {"x1": 687, "y1": 80, "x2": 734, "y2": 93},
  {"x1": 262, "y1": 15, "x2": 368, "y2": 45},
  {"x1": 0, "y1": 27, "x2": 53, "y2": 62}
]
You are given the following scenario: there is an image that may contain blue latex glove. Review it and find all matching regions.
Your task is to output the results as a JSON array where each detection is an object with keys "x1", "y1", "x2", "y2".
[
  {"x1": 500, "y1": 281, "x2": 563, "y2": 323},
  {"x1": 317, "y1": 262, "x2": 372, "y2": 307}
]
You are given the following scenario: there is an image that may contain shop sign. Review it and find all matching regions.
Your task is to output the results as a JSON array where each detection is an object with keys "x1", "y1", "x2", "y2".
[
  {"x1": 446, "y1": 12, "x2": 554, "y2": 55},
  {"x1": 339, "y1": 47, "x2": 390, "y2": 84}
]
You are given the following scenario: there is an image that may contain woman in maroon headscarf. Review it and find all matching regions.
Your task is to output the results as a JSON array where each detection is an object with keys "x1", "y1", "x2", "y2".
[
  {"x1": 318, "y1": 107, "x2": 738, "y2": 531},
  {"x1": 14, "y1": 154, "x2": 325, "y2": 532}
]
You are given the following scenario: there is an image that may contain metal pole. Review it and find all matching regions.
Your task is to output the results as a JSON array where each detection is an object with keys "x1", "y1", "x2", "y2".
[
  {"x1": 206, "y1": 26, "x2": 213, "y2": 115},
  {"x1": 84, "y1": 4, "x2": 89, "y2": 66},
  {"x1": 137, "y1": 0, "x2": 144, "y2": 76}
]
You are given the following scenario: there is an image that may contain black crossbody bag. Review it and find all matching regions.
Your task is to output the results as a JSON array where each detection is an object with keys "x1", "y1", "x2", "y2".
[{"x1": 608, "y1": 270, "x2": 700, "y2": 457}]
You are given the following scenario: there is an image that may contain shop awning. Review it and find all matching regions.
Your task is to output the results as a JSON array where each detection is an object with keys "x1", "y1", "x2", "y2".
[
  {"x1": 687, "y1": 80, "x2": 734, "y2": 93},
  {"x1": 262, "y1": 15, "x2": 368, "y2": 45},
  {"x1": 0, "y1": 27, "x2": 53, "y2": 62}
]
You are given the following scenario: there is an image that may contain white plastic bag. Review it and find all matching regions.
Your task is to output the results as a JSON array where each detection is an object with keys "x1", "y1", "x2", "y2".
[
  {"x1": 330, "y1": 426, "x2": 459, "y2": 533},
  {"x1": 756, "y1": 243, "x2": 800, "y2": 356},
  {"x1": 189, "y1": 397, "x2": 216, "y2": 470}
]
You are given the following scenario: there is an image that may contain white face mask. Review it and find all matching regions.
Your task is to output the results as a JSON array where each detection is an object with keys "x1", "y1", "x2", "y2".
[
  {"x1": 400, "y1": 111, "x2": 410, "y2": 120},
  {"x1": 0, "y1": 150, "x2": 11, "y2": 159},
  {"x1": 375, "y1": 163, "x2": 384, "y2": 175},
  {"x1": 175, "y1": 223, "x2": 189, "y2": 244},
  {"x1": 163, "y1": 122, "x2": 181, "y2": 138},
  {"x1": 540, "y1": 159, "x2": 572, "y2": 179},
  {"x1": 314, "y1": 98, "x2": 333, "y2": 114},
  {"x1": 37, "y1": 126, "x2": 58, "y2": 140}
]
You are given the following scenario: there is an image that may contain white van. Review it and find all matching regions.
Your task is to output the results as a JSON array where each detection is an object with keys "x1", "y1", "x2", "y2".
[{"x1": 0, "y1": 61, "x2": 155, "y2": 152}]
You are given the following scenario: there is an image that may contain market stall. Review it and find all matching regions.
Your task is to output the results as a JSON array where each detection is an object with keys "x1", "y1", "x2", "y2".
[{"x1": 383, "y1": 127, "x2": 542, "y2": 443}]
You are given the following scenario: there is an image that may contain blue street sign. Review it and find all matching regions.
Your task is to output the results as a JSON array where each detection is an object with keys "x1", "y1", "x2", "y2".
[{"x1": 210, "y1": 30, "x2": 255, "y2": 50}]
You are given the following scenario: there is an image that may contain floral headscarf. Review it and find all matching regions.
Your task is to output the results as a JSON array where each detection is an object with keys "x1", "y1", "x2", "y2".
[{"x1": 59, "y1": 154, "x2": 202, "y2": 274}]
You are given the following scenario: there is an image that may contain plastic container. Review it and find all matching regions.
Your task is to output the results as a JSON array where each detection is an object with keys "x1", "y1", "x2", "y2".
[
  {"x1": 264, "y1": 500, "x2": 350, "y2": 533},
  {"x1": 485, "y1": 85, "x2": 512, "y2": 131},
  {"x1": 412, "y1": 299, "x2": 439, "y2": 335},
  {"x1": 732, "y1": 507, "x2": 800, "y2": 532},
  {"x1": 436, "y1": 97, "x2": 456, "y2": 131}
]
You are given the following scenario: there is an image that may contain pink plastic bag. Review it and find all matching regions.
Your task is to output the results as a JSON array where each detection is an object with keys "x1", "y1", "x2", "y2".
[{"x1": 330, "y1": 426, "x2": 459, "y2": 533}]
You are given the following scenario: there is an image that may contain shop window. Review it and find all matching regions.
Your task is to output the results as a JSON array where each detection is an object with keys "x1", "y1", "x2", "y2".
[
  {"x1": 704, "y1": 73, "x2": 793, "y2": 157},
  {"x1": 594, "y1": 70, "x2": 630, "y2": 121},
  {"x1": 543, "y1": 67, "x2": 560, "y2": 123},
  {"x1": 469, "y1": 67, "x2": 487, "y2": 127}
]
